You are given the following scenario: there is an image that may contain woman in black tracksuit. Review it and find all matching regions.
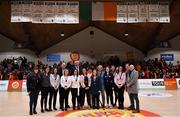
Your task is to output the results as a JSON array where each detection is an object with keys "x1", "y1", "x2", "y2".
[
  {"x1": 26, "y1": 67, "x2": 41, "y2": 115},
  {"x1": 104, "y1": 67, "x2": 114, "y2": 108},
  {"x1": 40, "y1": 67, "x2": 53, "y2": 112}
]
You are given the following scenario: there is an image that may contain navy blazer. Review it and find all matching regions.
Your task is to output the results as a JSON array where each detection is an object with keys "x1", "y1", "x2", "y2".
[
  {"x1": 91, "y1": 76, "x2": 100, "y2": 95},
  {"x1": 103, "y1": 72, "x2": 114, "y2": 88}
]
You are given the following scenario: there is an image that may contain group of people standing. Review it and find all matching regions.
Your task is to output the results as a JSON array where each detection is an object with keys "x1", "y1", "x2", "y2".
[{"x1": 26, "y1": 61, "x2": 140, "y2": 115}]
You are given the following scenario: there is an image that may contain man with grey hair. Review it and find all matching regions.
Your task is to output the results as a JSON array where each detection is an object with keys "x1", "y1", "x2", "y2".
[
  {"x1": 126, "y1": 64, "x2": 140, "y2": 113},
  {"x1": 97, "y1": 65, "x2": 105, "y2": 108}
]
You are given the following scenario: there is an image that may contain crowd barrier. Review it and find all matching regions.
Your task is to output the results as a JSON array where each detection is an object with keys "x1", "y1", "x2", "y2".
[{"x1": 0, "y1": 78, "x2": 180, "y2": 92}]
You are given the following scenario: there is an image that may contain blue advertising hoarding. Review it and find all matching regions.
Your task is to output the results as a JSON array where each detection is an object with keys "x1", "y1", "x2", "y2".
[
  {"x1": 47, "y1": 54, "x2": 61, "y2": 62},
  {"x1": 160, "y1": 54, "x2": 174, "y2": 61}
]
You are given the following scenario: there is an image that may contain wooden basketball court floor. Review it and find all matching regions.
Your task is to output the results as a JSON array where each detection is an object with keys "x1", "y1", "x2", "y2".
[{"x1": 0, "y1": 89, "x2": 179, "y2": 117}]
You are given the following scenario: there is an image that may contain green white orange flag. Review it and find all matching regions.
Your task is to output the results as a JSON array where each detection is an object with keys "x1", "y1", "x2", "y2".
[{"x1": 91, "y1": 2, "x2": 116, "y2": 21}]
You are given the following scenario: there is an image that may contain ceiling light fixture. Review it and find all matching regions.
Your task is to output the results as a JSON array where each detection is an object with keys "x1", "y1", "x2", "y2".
[
  {"x1": 124, "y1": 31, "x2": 129, "y2": 37},
  {"x1": 60, "y1": 32, "x2": 64, "y2": 37}
]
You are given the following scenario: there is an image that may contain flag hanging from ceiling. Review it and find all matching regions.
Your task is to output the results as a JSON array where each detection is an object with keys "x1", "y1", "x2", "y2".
[
  {"x1": 159, "y1": 2, "x2": 170, "y2": 23},
  {"x1": 32, "y1": 1, "x2": 44, "y2": 23},
  {"x1": 43, "y1": 1, "x2": 55, "y2": 23},
  {"x1": 11, "y1": 1, "x2": 22, "y2": 22},
  {"x1": 21, "y1": 1, "x2": 32, "y2": 22},
  {"x1": 79, "y1": 1, "x2": 92, "y2": 21},
  {"x1": 127, "y1": 2, "x2": 139, "y2": 23},
  {"x1": 10, "y1": 1, "x2": 170, "y2": 24},
  {"x1": 138, "y1": 2, "x2": 149, "y2": 22},
  {"x1": 149, "y1": 3, "x2": 159, "y2": 22},
  {"x1": 92, "y1": 2, "x2": 116, "y2": 21},
  {"x1": 117, "y1": 2, "x2": 128, "y2": 23}
]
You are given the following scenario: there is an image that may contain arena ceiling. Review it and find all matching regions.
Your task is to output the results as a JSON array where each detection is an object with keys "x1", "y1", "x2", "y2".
[{"x1": 0, "y1": 0, "x2": 180, "y2": 55}]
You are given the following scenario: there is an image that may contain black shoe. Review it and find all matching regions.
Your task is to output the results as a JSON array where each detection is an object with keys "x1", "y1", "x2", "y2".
[
  {"x1": 33, "y1": 111, "x2": 37, "y2": 114},
  {"x1": 61, "y1": 108, "x2": 64, "y2": 111},
  {"x1": 73, "y1": 107, "x2": 76, "y2": 110},
  {"x1": 49, "y1": 108, "x2": 52, "y2": 111},
  {"x1": 133, "y1": 110, "x2": 140, "y2": 113},
  {"x1": 45, "y1": 108, "x2": 49, "y2": 111},
  {"x1": 64, "y1": 108, "x2": 67, "y2": 111},
  {"x1": 29, "y1": 112, "x2": 33, "y2": 115},
  {"x1": 118, "y1": 107, "x2": 124, "y2": 109},
  {"x1": 127, "y1": 106, "x2": 135, "y2": 110},
  {"x1": 53, "y1": 108, "x2": 57, "y2": 110},
  {"x1": 41, "y1": 109, "x2": 44, "y2": 113}
]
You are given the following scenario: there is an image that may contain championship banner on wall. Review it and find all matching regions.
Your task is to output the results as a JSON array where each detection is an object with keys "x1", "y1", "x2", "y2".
[
  {"x1": 11, "y1": 1, "x2": 22, "y2": 22},
  {"x1": 164, "y1": 78, "x2": 177, "y2": 90},
  {"x1": 55, "y1": 1, "x2": 79, "y2": 24},
  {"x1": 159, "y1": 2, "x2": 170, "y2": 23},
  {"x1": 117, "y1": 2, "x2": 127, "y2": 23},
  {"x1": 55, "y1": 1, "x2": 67, "y2": 23},
  {"x1": 127, "y1": 2, "x2": 138, "y2": 23},
  {"x1": 149, "y1": 3, "x2": 159, "y2": 22},
  {"x1": 43, "y1": 1, "x2": 55, "y2": 23},
  {"x1": 139, "y1": 2, "x2": 149, "y2": 22},
  {"x1": 8, "y1": 80, "x2": 23, "y2": 91},
  {"x1": 65, "y1": 2, "x2": 79, "y2": 24},
  {"x1": 21, "y1": 1, "x2": 32, "y2": 22},
  {"x1": 32, "y1": 1, "x2": 44, "y2": 23}
]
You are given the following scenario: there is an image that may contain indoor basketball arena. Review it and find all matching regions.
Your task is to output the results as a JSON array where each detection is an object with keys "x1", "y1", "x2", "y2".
[{"x1": 0, "y1": 0, "x2": 180, "y2": 117}]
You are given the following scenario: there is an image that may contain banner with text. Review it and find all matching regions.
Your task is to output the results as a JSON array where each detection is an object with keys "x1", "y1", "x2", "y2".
[
  {"x1": 11, "y1": 1, "x2": 79, "y2": 24},
  {"x1": 164, "y1": 78, "x2": 177, "y2": 90}
]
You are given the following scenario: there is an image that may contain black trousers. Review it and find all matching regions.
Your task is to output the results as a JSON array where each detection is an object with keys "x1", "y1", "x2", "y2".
[
  {"x1": 92, "y1": 94, "x2": 99, "y2": 109},
  {"x1": 48, "y1": 87, "x2": 54, "y2": 109},
  {"x1": 80, "y1": 88, "x2": 91, "y2": 107},
  {"x1": 59, "y1": 87, "x2": 63, "y2": 109},
  {"x1": 105, "y1": 86, "x2": 113, "y2": 105},
  {"x1": 41, "y1": 87, "x2": 48, "y2": 110},
  {"x1": 29, "y1": 91, "x2": 39, "y2": 113},
  {"x1": 129, "y1": 93, "x2": 140, "y2": 111},
  {"x1": 53, "y1": 88, "x2": 58, "y2": 109},
  {"x1": 118, "y1": 85, "x2": 125, "y2": 109},
  {"x1": 61, "y1": 88, "x2": 69, "y2": 109},
  {"x1": 71, "y1": 88, "x2": 80, "y2": 109},
  {"x1": 114, "y1": 85, "x2": 118, "y2": 106}
]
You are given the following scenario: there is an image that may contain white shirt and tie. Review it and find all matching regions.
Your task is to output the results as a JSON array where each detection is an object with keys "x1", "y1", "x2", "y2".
[
  {"x1": 61, "y1": 76, "x2": 71, "y2": 89},
  {"x1": 71, "y1": 75, "x2": 81, "y2": 96},
  {"x1": 50, "y1": 74, "x2": 60, "y2": 90}
]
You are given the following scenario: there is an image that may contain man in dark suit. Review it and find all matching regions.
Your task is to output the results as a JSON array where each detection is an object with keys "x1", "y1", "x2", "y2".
[
  {"x1": 126, "y1": 64, "x2": 140, "y2": 113},
  {"x1": 72, "y1": 61, "x2": 83, "y2": 75}
]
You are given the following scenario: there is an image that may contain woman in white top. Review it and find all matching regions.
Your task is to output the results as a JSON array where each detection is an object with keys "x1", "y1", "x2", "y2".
[
  {"x1": 71, "y1": 69, "x2": 81, "y2": 110},
  {"x1": 50, "y1": 68, "x2": 60, "y2": 110},
  {"x1": 79, "y1": 68, "x2": 91, "y2": 109},
  {"x1": 60, "y1": 69, "x2": 71, "y2": 111},
  {"x1": 114, "y1": 66, "x2": 126, "y2": 109}
]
